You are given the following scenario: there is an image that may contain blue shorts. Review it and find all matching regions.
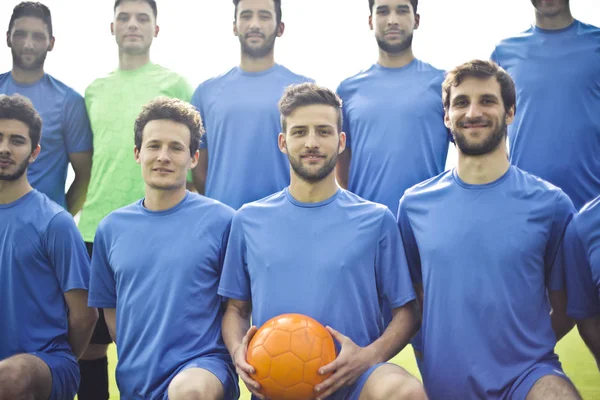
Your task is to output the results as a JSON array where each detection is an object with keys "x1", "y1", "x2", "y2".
[
  {"x1": 330, "y1": 362, "x2": 385, "y2": 400},
  {"x1": 163, "y1": 356, "x2": 240, "y2": 400},
  {"x1": 508, "y1": 356, "x2": 572, "y2": 400},
  {"x1": 33, "y1": 351, "x2": 80, "y2": 400}
]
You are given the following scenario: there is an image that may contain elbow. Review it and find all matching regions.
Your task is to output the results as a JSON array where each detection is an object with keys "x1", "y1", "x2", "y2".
[{"x1": 71, "y1": 308, "x2": 99, "y2": 331}]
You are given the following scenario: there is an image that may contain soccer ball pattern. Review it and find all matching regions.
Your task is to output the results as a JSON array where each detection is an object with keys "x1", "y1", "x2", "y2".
[{"x1": 247, "y1": 313, "x2": 337, "y2": 400}]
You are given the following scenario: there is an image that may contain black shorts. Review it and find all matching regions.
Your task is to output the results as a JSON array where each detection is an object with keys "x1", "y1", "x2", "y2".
[{"x1": 86, "y1": 242, "x2": 113, "y2": 345}]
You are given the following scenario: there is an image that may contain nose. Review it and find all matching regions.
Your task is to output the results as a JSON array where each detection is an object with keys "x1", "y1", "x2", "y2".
[
  {"x1": 23, "y1": 35, "x2": 35, "y2": 50},
  {"x1": 249, "y1": 16, "x2": 261, "y2": 30},
  {"x1": 387, "y1": 12, "x2": 400, "y2": 26},
  {"x1": 0, "y1": 139, "x2": 10, "y2": 155},
  {"x1": 127, "y1": 19, "x2": 139, "y2": 31},
  {"x1": 465, "y1": 102, "x2": 483, "y2": 119},
  {"x1": 304, "y1": 131, "x2": 319, "y2": 149},
  {"x1": 156, "y1": 146, "x2": 171, "y2": 163}
]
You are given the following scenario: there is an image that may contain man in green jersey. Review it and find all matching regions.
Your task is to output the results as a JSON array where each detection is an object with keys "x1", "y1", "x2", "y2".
[{"x1": 77, "y1": 1, "x2": 193, "y2": 399}]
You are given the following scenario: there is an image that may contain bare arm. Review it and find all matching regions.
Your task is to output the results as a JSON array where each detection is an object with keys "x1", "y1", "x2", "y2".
[
  {"x1": 66, "y1": 151, "x2": 92, "y2": 216},
  {"x1": 335, "y1": 147, "x2": 351, "y2": 189},
  {"x1": 222, "y1": 298, "x2": 264, "y2": 398},
  {"x1": 577, "y1": 315, "x2": 600, "y2": 370},
  {"x1": 549, "y1": 289, "x2": 575, "y2": 341},
  {"x1": 191, "y1": 148, "x2": 208, "y2": 195},
  {"x1": 103, "y1": 308, "x2": 117, "y2": 342},
  {"x1": 64, "y1": 289, "x2": 98, "y2": 359}
]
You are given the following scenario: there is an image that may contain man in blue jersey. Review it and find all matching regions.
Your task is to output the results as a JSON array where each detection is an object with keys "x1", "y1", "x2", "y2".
[
  {"x1": 219, "y1": 83, "x2": 425, "y2": 400},
  {"x1": 191, "y1": 0, "x2": 312, "y2": 210},
  {"x1": 336, "y1": 0, "x2": 450, "y2": 217},
  {"x1": 561, "y1": 195, "x2": 600, "y2": 371},
  {"x1": 491, "y1": 0, "x2": 600, "y2": 210},
  {"x1": 88, "y1": 97, "x2": 239, "y2": 400},
  {"x1": 397, "y1": 60, "x2": 580, "y2": 399},
  {"x1": 1, "y1": 2, "x2": 93, "y2": 213},
  {"x1": 0, "y1": 94, "x2": 98, "y2": 400}
]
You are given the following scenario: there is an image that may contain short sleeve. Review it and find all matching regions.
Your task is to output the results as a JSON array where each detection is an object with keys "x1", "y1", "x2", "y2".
[
  {"x1": 218, "y1": 212, "x2": 251, "y2": 301},
  {"x1": 563, "y1": 217, "x2": 600, "y2": 320},
  {"x1": 546, "y1": 192, "x2": 577, "y2": 291},
  {"x1": 171, "y1": 76, "x2": 194, "y2": 103},
  {"x1": 375, "y1": 209, "x2": 416, "y2": 309},
  {"x1": 44, "y1": 211, "x2": 90, "y2": 292},
  {"x1": 490, "y1": 47, "x2": 500, "y2": 65},
  {"x1": 397, "y1": 196, "x2": 422, "y2": 285},
  {"x1": 63, "y1": 90, "x2": 93, "y2": 154},
  {"x1": 88, "y1": 225, "x2": 117, "y2": 308},
  {"x1": 336, "y1": 83, "x2": 351, "y2": 149},
  {"x1": 191, "y1": 84, "x2": 208, "y2": 149}
]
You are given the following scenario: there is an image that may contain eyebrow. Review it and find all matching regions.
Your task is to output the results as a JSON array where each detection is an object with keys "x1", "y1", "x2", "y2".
[
  {"x1": 117, "y1": 12, "x2": 150, "y2": 17},
  {"x1": 0, "y1": 132, "x2": 27, "y2": 140},
  {"x1": 290, "y1": 124, "x2": 334, "y2": 130}
]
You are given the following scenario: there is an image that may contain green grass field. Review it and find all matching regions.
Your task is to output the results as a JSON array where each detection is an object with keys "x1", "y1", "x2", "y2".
[{"x1": 105, "y1": 329, "x2": 599, "y2": 399}]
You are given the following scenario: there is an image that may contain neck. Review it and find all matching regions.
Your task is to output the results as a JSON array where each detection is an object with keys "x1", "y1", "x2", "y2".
[
  {"x1": 143, "y1": 185, "x2": 186, "y2": 211},
  {"x1": 0, "y1": 176, "x2": 33, "y2": 204},
  {"x1": 288, "y1": 172, "x2": 339, "y2": 203},
  {"x1": 118, "y1": 50, "x2": 150, "y2": 71},
  {"x1": 535, "y1": 10, "x2": 574, "y2": 30},
  {"x1": 239, "y1": 51, "x2": 275, "y2": 73},
  {"x1": 456, "y1": 142, "x2": 510, "y2": 185},
  {"x1": 11, "y1": 65, "x2": 44, "y2": 85},
  {"x1": 377, "y1": 48, "x2": 415, "y2": 68}
]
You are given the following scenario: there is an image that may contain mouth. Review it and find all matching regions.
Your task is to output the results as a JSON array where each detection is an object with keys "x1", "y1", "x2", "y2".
[
  {"x1": 385, "y1": 30, "x2": 403, "y2": 36},
  {"x1": 124, "y1": 34, "x2": 142, "y2": 39},
  {"x1": 0, "y1": 160, "x2": 14, "y2": 167},
  {"x1": 246, "y1": 33, "x2": 264, "y2": 39},
  {"x1": 300, "y1": 154, "x2": 325, "y2": 162},
  {"x1": 152, "y1": 167, "x2": 173, "y2": 173}
]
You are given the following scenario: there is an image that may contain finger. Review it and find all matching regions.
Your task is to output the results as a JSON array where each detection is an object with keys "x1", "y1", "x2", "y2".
[
  {"x1": 326, "y1": 325, "x2": 347, "y2": 343},
  {"x1": 237, "y1": 368, "x2": 263, "y2": 396},
  {"x1": 235, "y1": 355, "x2": 256, "y2": 375},
  {"x1": 244, "y1": 325, "x2": 258, "y2": 342},
  {"x1": 318, "y1": 356, "x2": 340, "y2": 376},
  {"x1": 315, "y1": 371, "x2": 347, "y2": 400}
]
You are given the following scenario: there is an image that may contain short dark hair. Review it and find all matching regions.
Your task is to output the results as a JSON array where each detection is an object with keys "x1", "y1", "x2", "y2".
[
  {"x1": 114, "y1": 0, "x2": 157, "y2": 18},
  {"x1": 233, "y1": 0, "x2": 282, "y2": 24},
  {"x1": 0, "y1": 94, "x2": 43, "y2": 151},
  {"x1": 8, "y1": 2, "x2": 53, "y2": 38},
  {"x1": 442, "y1": 59, "x2": 516, "y2": 113},
  {"x1": 134, "y1": 97, "x2": 204, "y2": 157},
  {"x1": 369, "y1": 0, "x2": 418, "y2": 15},
  {"x1": 278, "y1": 83, "x2": 343, "y2": 133}
]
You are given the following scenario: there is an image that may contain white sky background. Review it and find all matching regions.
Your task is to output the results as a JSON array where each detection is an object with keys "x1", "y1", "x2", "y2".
[{"x1": 0, "y1": 0, "x2": 599, "y2": 178}]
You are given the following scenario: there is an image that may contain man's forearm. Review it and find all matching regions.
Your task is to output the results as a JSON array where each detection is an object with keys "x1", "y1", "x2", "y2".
[
  {"x1": 66, "y1": 176, "x2": 90, "y2": 216},
  {"x1": 68, "y1": 310, "x2": 98, "y2": 358},
  {"x1": 577, "y1": 316, "x2": 600, "y2": 369},
  {"x1": 222, "y1": 306, "x2": 251, "y2": 357},
  {"x1": 366, "y1": 301, "x2": 420, "y2": 364}
]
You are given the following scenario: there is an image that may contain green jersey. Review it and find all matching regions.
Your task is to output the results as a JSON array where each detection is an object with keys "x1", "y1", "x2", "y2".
[{"x1": 79, "y1": 63, "x2": 193, "y2": 242}]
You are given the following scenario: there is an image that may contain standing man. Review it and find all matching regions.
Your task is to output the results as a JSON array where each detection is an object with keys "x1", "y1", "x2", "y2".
[
  {"x1": 191, "y1": 0, "x2": 312, "y2": 210},
  {"x1": 219, "y1": 83, "x2": 426, "y2": 400},
  {"x1": 336, "y1": 0, "x2": 450, "y2": 217},
  {"x1": 561, "y1": 195, "x2": 600, "y2": 371},
  {"x1": 78, "y1": 1, "x2": 193, "y2": 398},
  {"x1": 491, "y1": 0, "x2": 600, "y2": 210},
  {"x1": 1, "y1": 1, "x2": 93, "y2": 214},
  {"x1": 0, "y1": 94, "x2": 98, "y2": 400},
  {"x1": 397, "y1": 60, "x2": 580, "y2": 399},
  {"x1": 88, "y1": 97, "x2": 239, "y2": 400}
]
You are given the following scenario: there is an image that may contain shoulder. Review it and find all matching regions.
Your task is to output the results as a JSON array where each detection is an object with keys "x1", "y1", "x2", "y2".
[
  {"x1": 185, "y1": 192, "x2": 235, "y2": 221},
  {"x1": 236, "y1": 190, "x2": 287, "y2": 219},
  {"x1": 492, "y1": 26, "x2": 536, "y2": 57},
  {"x1": 336, "y1": 64, "x2": 378, "y2": 95},
  {"x1": 95, "y1": 200, "x2": 142, "y2": 235},
  {"x1": 274, "y1": 64, "x2": 313, "y2": 83}
]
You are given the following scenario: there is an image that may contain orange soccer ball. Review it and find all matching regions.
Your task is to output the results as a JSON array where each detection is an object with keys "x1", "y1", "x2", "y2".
[{"x1": 247, "y1": 313, "x2": 337, "y2": 400}]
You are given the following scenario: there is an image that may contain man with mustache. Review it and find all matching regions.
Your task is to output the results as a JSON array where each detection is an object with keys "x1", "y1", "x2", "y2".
[
  {"x1": 219, "y1": 83, "x2": 426, "y2": 400},
  {"x1": 191, "y1": 0, "x2": 312, "y2": 210},
  {"x1": 77, "y1": 1, "x2": 193, "y2": 398},
  {"x1": 397, "y1": 60, "x2": 581, "y2": 399},
  {"x1": 491, "y1": 0, "x2": 600, "y2": 210},
  {"x1": 0, "y1": 2, "x2": 93, "y2": 214},
  {"x1": 0, "y1": 94, "x2": 98, "y2": 400}
]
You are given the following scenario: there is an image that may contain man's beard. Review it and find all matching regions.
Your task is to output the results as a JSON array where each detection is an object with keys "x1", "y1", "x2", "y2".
[
  {"x1": 453, "y1": 118, "x2": 507, "y2": 156},
  {"x1": 0, "y1": 156, "x2": 30, "y2": 181},
  {"x1": 240, "y1": 30, "x2": 277, "y2": 59},
  {"x1": 376, "y1": 33, "x2": 413, "y2": 54},
  {"x1": 12, "y1": 47, "x2": 47, "y2": 71},
  {"x1": 288, "y1": 149, "x2": 339, "y2": 184}
]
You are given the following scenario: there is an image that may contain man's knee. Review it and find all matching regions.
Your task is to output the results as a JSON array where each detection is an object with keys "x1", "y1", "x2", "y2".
[
  {"x1": 527, "y1": 375, "x2": 581, "y2": 400},
  {"x1": 79, "y1": 343, "x2": 108, "y2": 360},
  {"x1": 361, "y1": 365, "x2": 427, "y2": 400},
  {"x1": 0, "y1": 354, "x2": 51, "y2": 400},
  {"x1": 168, "y1": 368, "x2": 224, "y2": 400}
]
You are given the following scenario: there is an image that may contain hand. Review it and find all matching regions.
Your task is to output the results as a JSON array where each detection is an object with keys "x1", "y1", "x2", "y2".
[
  {"x1": 233, "y1": 326, "x2": 265, "y2": 399},
  {"x1": 314, "y1": 326, "x2": 375, "y2": 400}
]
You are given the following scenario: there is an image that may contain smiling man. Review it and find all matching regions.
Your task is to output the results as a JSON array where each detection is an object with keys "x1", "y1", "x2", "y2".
[
  {"x1": 191, "y1": 0, "x2": 312, "y2": 210},
  {"x1": 397, "y1": 60, "x2": 581, "y2": 399},
  {"x1": 77, "y1": 1, "x2": 193, "y2": 398},
  {"x1": 88, "y1": 97, "x2": 238, "y2": 400},
  {"x1": 219, "y1": 83, "x2": 425, "y2": 400},
  {"x1": 0, "y1": 2, "x2": 93, "y2": 214}
]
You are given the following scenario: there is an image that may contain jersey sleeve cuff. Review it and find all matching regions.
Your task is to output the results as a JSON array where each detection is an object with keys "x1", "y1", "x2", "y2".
[
  {"x1": 389, "y1": 293, "x2": 417, "y2": 310},
  {"x1": 567, "y1": 307, "x2": 600, "y2": 321},
  {"x1": 88, "y1": 299, "x2": 117, "y2": 309},
  {"x1": 217, "y1": 288, "x2": 250, "y2": 301}
]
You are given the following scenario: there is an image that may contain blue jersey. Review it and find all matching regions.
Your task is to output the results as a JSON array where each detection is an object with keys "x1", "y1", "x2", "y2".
[
  {"x1": 218, "y1": 188, "x2": 415, "y2": 350},
  {"x1": 562, "y1": 195, "x2": 600, "y2": 321},
  {"x1": 192, "y1": 64, "x2": 312, "y2": 210},
  {"x1": 0, "y1": 73, "x2": 93, "y2": 208},
  {"x1": 492, "y1": 20, "x2": 600, "y2": 210},
  {"x1": 88, "y1": 192, "x2": 235, "y2": 399},
  {"x1": 336, "y1": 60, "x2": 450, "y2": 216},
  {"x1": 397, "y1": 166, "x2": 575, "y2": 399},
  {"x1": 0, "y1": 190, "x2": 90, "y2": 361}
]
